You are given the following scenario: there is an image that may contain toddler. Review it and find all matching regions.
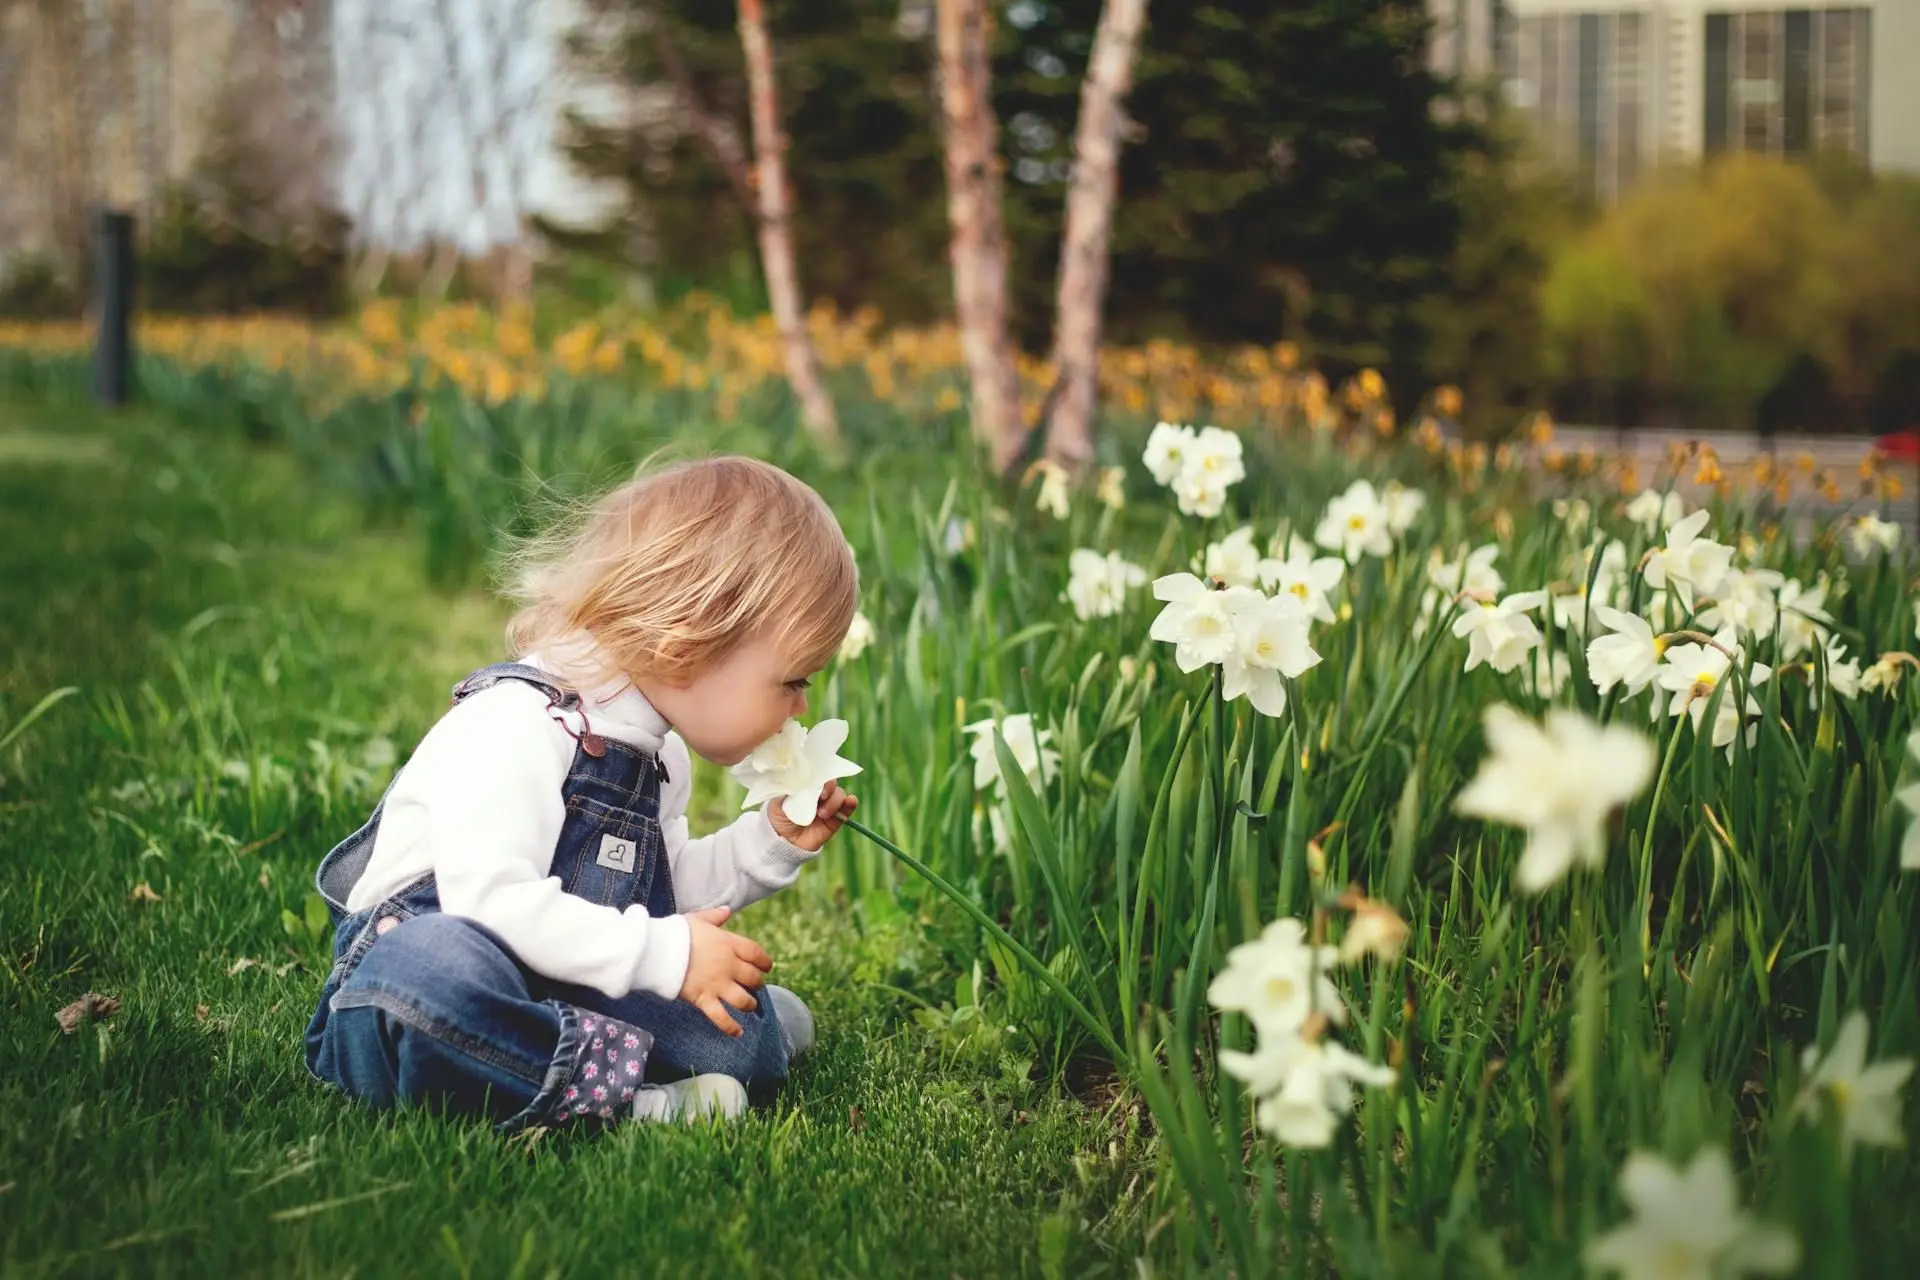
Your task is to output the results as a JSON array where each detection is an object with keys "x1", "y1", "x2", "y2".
[{"x1": 304, "y1": 456, "x2": 859, "y2": 1129}]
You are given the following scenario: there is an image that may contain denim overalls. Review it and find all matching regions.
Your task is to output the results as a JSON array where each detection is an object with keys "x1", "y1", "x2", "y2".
[{"x1": 303, "y1": 663, "x2": 788, "y2": 1130}]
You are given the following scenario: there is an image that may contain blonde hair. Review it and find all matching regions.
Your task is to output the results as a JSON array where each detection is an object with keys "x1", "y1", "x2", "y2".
[{"x1": 505, "y1": 455, "x2": 858, "y2": 690}]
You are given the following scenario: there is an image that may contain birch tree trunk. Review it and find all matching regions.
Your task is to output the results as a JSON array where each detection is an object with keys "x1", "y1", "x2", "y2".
[
  {"x1": 737, "y1": 0, "x2": 840, "y2": 448},
  {"x1": 936, "y1": 0, "x2": 1022, "y2": 475},
  {"x1": 637, "y1": 1, "x2": 753, "y2": 210},
  {"x1": 1042, "y1": 0, "x2": 1149, "y2": 471}
]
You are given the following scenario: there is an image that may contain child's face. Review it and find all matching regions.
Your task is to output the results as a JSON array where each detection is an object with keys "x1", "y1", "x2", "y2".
[{"x1": 641, "y1": 630, "x2": 817, "y2": 766}]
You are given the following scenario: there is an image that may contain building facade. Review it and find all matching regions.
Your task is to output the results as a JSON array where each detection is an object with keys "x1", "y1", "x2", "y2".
[{"x1": 1440, "y1": 1, "x2": 1920, "y2": 199}]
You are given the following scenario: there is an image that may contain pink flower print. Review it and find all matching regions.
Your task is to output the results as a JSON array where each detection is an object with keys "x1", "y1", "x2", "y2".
[
  {"x1": 622, "y1": 1033, "x2": 640, "y2": 1049},
  {"x1": 624, "y1": 1059, "x2": 641, "y2": 1076},
  {"x1": 591, "y1": 1038, "x2": 604, "y2": 1052},
  {"x1": 564, "y1": 1086, "x2": 578, "y2": 1102},
  {"x1": 582, "y1": 1018, "x2": 596, "y2": 1033},
  {"x1": 592, "y1": 1084, "x2": 608, "y2": 1101},
  {"x1": 582, "y1": 1062, "x2": 598, "y2": 1079}
]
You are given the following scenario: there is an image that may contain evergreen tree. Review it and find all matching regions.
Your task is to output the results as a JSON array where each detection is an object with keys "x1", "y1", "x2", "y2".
[{"x1": 568, "y1": 0, "x2": 1480, "y2": 389}]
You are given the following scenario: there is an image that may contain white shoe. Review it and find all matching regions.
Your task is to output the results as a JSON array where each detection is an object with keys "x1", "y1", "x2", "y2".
[
  {"x1": 767, "y1": 984, "x2": 814, "y2": 1061},
  {"x1": 631, "y1": 1073, "x2": 748, "y2": 1124}
]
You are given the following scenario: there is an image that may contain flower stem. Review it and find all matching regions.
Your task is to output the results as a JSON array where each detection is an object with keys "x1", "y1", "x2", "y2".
[
  {"x1": 843, "y1": 816, "x2": 1124, "y2": 1063},
  {"x1": 1635, "y1": 712, "x2": 1689, "y2": 964}
]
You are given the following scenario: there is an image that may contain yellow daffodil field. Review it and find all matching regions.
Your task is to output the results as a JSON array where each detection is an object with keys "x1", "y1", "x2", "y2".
[{"x1": 3, "y1": 303, "x2": 1916, "y2": 1277}]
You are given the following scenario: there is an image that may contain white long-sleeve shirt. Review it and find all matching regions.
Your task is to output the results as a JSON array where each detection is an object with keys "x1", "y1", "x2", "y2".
[{"x1": 343, "y1": 648, "x2": 813, "y2": 1000}]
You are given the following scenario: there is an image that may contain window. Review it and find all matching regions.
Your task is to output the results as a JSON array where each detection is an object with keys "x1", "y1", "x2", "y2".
[
  {"x1": 1615, "y1": 14, "x2": 1644, "y2": 194},
  {"x1": 1706, "y1": 14, "x2": 1731, "y2": 153},
  {"x1": 1706, "y1": 8, "x2": 1870, "y2": 161},
  {"x1": 1816, "y1": 9, "x2": 1868, "y2": 155}
]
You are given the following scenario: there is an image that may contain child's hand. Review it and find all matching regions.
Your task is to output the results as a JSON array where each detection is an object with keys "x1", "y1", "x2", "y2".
[
  {"x1": 679, "y1": 905, "x2": 772, "y2": 1037},
  {"x1": 768, "y1": 782, "x2": 858, "y2": 852}
]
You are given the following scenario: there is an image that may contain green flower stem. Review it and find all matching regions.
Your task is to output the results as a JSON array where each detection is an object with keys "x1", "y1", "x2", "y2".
[
  {"x1": 1636, "y1": 711, "x2": 1690, "y2": 962},
  {"x1": 844, "y1": 816, "x2": 1124, "y2": 1063}
]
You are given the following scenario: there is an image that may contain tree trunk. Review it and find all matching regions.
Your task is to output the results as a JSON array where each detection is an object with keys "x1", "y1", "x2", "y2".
[
  {"x1": 737, "y1": 0, "x2": 840, "y2": 448},
  {"x1": 639, "y1": 1, "x2": 754, "y2": 211},
  {"x1": 1042, "y1": 0, "x2": 1149, "y2": 471},
  {"x1": 936, "y1": 0, "x2": 1022, "y2": 475}
]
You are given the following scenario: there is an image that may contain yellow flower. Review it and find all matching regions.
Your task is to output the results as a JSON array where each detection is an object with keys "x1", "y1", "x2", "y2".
[{"x1": 553, "y1": 323, "x2": 598, "y2": 376}]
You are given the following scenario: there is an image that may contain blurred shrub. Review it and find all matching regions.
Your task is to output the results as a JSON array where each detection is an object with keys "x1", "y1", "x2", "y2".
[
  {"x1": 137, "y1": 69, "x2": 351, "y2": 317},
  {"x1": 139, "y1": 184, "x2": 350, "y2": 317},
  {"x1": 1541, "y1": 155, "x2": 1920, "y2": 432},
  {"x1": 0, "y1": 255, "x2": 79, "y2": 319}
]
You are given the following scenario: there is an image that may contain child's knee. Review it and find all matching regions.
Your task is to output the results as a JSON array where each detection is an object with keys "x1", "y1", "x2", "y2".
[
  {"x1": 350, "y1": 912, "x2": 521, "y2": 997},
  {"x1": 316, "y1": 913, "x2": 551, "y2": 1113}
]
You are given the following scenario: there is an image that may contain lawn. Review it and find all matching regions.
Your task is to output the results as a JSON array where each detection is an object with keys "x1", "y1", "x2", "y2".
[
  {"x1": 0, "y1": 395, "x2": 1151, "y2": 1278},
  {"x1": 4, "y1": 310, "x2": 1917, "y2": 1279}
]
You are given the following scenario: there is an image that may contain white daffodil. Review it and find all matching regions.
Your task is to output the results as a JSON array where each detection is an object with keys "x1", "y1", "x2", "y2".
[
  {"x1": 1236, "y1": 1035, "x2": 1398, "y2": 1149},
  {"x1": 1206, "y1": 917, "x2": 1345, "y2": 1037},
  {"x1": 1698, "y1": 566, "x2": 1785, "y2": 640},
  {"x1": 1428, "y1": 543, "x2": 1505, "y2": 603},
  {"x1": 1898, "y1": 730, "x2": 1920, "y2": 872},
  {"x1": 1531, "y1": 649, "x2": 1572, "y2": 700},
  {"x1": 1029, "y1": 460, "x2": 1071, "y2": 519},
  {"x1": 1845, "y1": 512, "x2": 1901, "y2": 558},
  {"x1": 1184, "y1": 425, "x2": 1246, "y2": 489},
  {"x1": 1889, "y1": 736, "x2": 1920, "y2": 875},
  {"x1": 730, "y1": 719, "x2": 863, "y2": 827},
  {"x1": 964, "y1": 713, "x2": 1059, "y2": 794},
  {"x1": 1656, "y1": 628, "x2": 1771, "y2": 756},
  {"x1": 1202, "y1": 525, "x2": 1265, "y2": 588},
  {"x1": 1258, "y1": 534, "x2": 1345, "y2": 625},
  {"x1": 1065, "y1": 549, "x2": 1147, "y2": 622},
  {"x1": 1220, "y1": 591, "x2": 1322, "y2": 717},
  {"x1": 1861, "y1": 654, "x2": 1906, "y2": 697},
  {"x1": 1381, "y1": 481, "x2": 1427, "y2": 536},
  {"x1": 1553, "y1": 497, "x2": 1592, "y2": 534},
  {"x1": 1643, "y1": 509, "x2": 1734, "y2": 610},
  {"x1": 1173, "y1": 472, "x2": 1230, "y2": 519},
  {"x1": 1912, "y1": 598, "x2": 1919, "y2": 643},
  {"x1": 1096, "y1": 465, "x2": 1126, "y2": 511},
  {"x1": 1552, "y1": 541, "x2": 1628, "y2": 632},
  {"x1": 1451, "y1": 590, "x2": 1550, "y2": 674},
  {"x1": 1149, "y1": 573, "x2": 1249, "y2": 671},
  {"x1": 1143, "y1": 421, "x2": 1195, "y2": 487},
  {"x1": 1625, "y1": 488, "x2": 1688, "y2": 535},
  {"x1": 1776, "y1": 577, "x2": 1834, "y2": 660},
  {"x1": 1587, "y1": 607, "x2": 1666, "y2": 712},
  {"x1": 1314, "y1": 480, "x2": 1394, "y2": 563},
  {"x1": 1454, "y1": 704, "x2": 1656, "y2": 893},
  {"x1": 1338, "y1": 900, "x2": 1410, "y2": 965},
  {"x1": 838, "y1": 611, "x2": 876, "y2": 661},
  {"x1": 1795, "y1": 1011, "x2": 1916, "y2": 1154},
  {"x1": 1810, "y1": 636, "x2": 1862, "y2": 708},
  {"x1": 1585, "y1": 1148, "x2": 1799, "y2": 1280}
]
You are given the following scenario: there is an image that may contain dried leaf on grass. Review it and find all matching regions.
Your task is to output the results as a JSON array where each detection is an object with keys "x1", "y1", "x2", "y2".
[
  {"x1": 55, "y1": 992, "x2": 120, "y2": 1033},
  {"x1": 128, "y1": 882, "x2": 163, "y2": 904}
]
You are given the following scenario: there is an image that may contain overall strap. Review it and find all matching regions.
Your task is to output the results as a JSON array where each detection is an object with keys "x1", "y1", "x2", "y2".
[
  {"x1": 451, "y1": 662, "x2": 578, "y2": 709},
  {"x1": 453, "y1": 662, "x2": 621, "y2": 762}
]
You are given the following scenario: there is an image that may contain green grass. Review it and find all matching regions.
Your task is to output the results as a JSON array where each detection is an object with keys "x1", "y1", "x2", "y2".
[{"x1": 0, "y1": 397, "x2": 1154, "y2": 1279}]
